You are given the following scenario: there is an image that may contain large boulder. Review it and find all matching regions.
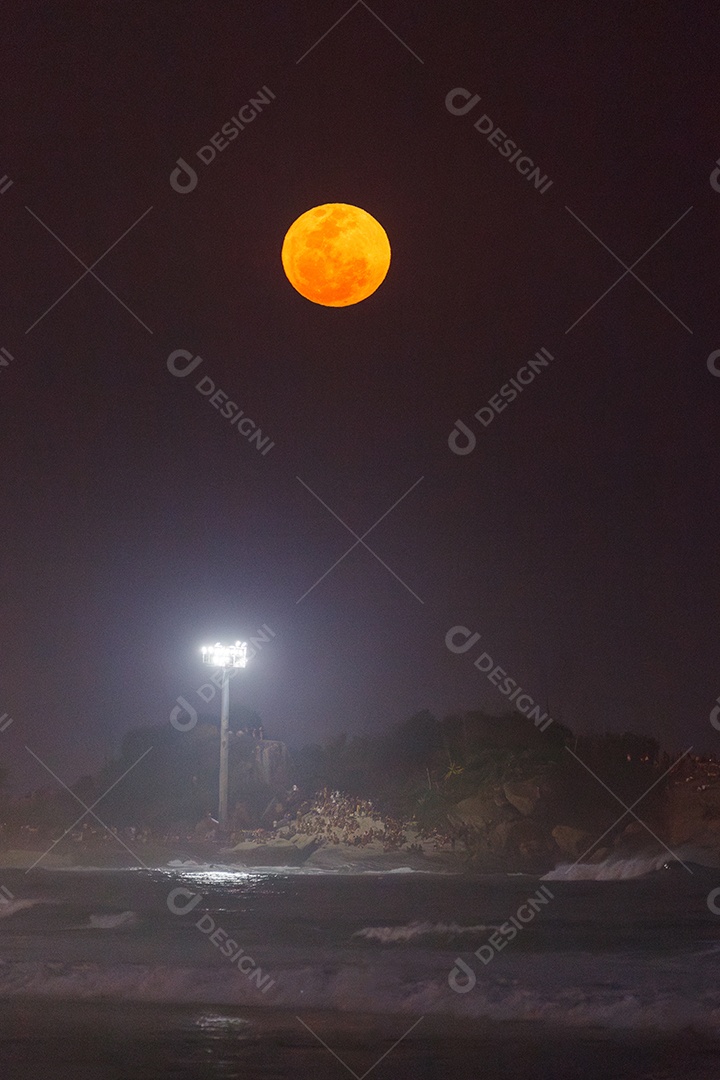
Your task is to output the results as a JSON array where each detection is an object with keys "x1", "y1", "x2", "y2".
[
  {"x1": 552, "y1": 825, "x2": 593, "y2": 858},
  {"x1": 252, "y1": 740, "x2": 292, "y2": 790},
  {"x1": 226, "y1": 838, "x2": 315, "y2": 866},
  {"x1": 450, "y1": 793, "x2": 518, "y2": 833},
  {"x1": 491, "y1": 819, "x2": 549, "y2": 858},
  {"x1": 664, "y1": 780, "x2": 720, "y2": 847},
  {"x1": 503, "y1": 779, "x2": 542, "y2": 817},
  {"x1": 612, "y1": 821, "x2": 652, "y2": 849},
  {"x1": 290, "y1": 833, "x2": 319, "y2": 852}
]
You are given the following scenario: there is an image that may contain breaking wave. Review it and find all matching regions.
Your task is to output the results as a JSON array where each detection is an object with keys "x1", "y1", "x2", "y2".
[
  {"x1": 0, "y1": 948, "x2": 719, "y2": 1032},
  {"x1": 0, "y1": 898, "x2": 51, "y2": 920},
  {"x1": 543, "y1": 845, "x2": 720, "y2": 881},
  {"x1": 84, "y1": 911, "x2": 141, "y2": 930},
  {"x1": 354, "y1": 921, "x2": 498, "y2": 943}
]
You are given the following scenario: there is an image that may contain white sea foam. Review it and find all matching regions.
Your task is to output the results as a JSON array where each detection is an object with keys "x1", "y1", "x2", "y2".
[
  {"x1": 359, "y1": 867, "x2": 438, "y2": 876},
  {"x1": 83, "y1": 911, "x2": 140, "y2": 930},
  {"x1": 543, "y1": 845, "x2": 719, "y2": 881},
  {"x1": 354, "y1": 921, "x2": 498, "y2": 943},
  {"x1": 0, "y1": 898, "x2": 50, "y2": 919},
  {"x1": 0, "y1": 948, "x2": 719, "y2": 1032}
]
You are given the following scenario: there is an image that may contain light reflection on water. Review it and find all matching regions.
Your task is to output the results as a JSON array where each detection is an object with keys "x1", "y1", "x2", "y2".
[
  {"x1": 193, "y1": 1013, "x2": 253, "y2": 1034},
  {"x1": 157, "y1": 867, "x2": 336, "y2": 891}
]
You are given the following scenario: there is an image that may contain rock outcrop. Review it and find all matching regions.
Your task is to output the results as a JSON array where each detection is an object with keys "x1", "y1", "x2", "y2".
[
  {"x1": 251, "y1": 740, "x2": 292, "y2": 790},
  {"x1": 449, "y1": 792, "x2": 518, "y2": 832},
  {"x1": 503, "y1": 779, "x2": 542, "y2": 817},
  {"x1": 552, "y1": 825, "x2": 593, "y2": 858}
]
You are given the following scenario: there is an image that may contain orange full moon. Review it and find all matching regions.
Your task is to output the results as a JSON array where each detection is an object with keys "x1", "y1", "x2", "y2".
[{"x1": 281, "y1": 203, "x2": 391, "y2": 307}]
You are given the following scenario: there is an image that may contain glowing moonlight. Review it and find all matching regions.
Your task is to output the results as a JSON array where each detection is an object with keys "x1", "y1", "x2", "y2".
[{"x1": 281, "y1": 203, "x2": 391, "y2": 307}]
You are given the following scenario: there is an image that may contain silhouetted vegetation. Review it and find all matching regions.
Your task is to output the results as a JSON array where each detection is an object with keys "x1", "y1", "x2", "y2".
[{"x1": 0, "y1": 707, "x2": 685, "y2": 839}]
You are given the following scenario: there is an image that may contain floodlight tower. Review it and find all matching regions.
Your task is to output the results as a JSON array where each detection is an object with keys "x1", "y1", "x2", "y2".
[{"x1": 201, "y1": 641, "x2": 248, "y2": 831}]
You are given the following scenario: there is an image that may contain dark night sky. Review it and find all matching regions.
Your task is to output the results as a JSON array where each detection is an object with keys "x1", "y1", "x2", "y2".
[{"x1": 0, "y1": 1, "x2": 718, "y2": 791}]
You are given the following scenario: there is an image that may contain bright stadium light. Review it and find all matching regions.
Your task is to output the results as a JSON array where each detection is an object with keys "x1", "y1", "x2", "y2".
[
  {"x1": 201, "y1": 641, "x2": 248, "y2": 669},
  {"x1": 200, "y1": 640, "x2": 249, "y2": 831}
]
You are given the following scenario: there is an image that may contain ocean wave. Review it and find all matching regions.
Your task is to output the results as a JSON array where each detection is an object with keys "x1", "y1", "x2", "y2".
[
  {"x1": 85, "y1": 911, "x2": 141, "y2": 930},
  {"x1": 1, "y1": 948, "x2": 719, "y2": 1032},
  {"x1": 0, "y1": 898, "x2": 52, "y2": 920},
  {"x1": 354, "y1": 921, "x2": 498, "y2": 943},
  {"x1": 543, "y1": 845, "x2": 720, "y2": 881},
  {"x1": 359, "y1": 866, "x2": 436, "y2": 875}
]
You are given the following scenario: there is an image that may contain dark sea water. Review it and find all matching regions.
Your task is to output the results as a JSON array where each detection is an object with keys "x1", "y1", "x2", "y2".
[{"x1": 1, "y1": 852, "x2": 719, "y2": 1078}]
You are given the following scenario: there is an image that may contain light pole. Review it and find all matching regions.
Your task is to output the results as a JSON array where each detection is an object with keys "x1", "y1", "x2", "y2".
[{"x1": 201, "y1": 641, "x2": 248, "y2": 832}]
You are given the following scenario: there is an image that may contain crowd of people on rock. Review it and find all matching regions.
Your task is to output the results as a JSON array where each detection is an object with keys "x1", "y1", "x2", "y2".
[{"x1": 251, "y1": 789, "x2": 460, "y2": 852}]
